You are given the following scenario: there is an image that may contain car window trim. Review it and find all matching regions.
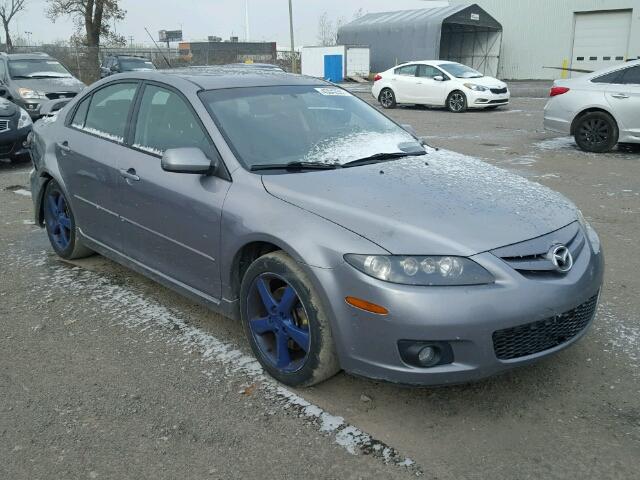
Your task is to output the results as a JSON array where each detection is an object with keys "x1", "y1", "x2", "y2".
[
  {"x1": 65, "y1": 80, "x2": 141, "y2": 147},
  {"x1": 128, "y1": 80, "x2": 231, "y2": 181}
]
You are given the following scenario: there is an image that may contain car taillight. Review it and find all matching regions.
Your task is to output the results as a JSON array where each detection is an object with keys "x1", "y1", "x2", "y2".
[
  {"x1": 374, "y1": 74, "x2": 382, "y2": 82},
  {"x1": 550, "y1": 86, "x2": 570, "y2": 97}
]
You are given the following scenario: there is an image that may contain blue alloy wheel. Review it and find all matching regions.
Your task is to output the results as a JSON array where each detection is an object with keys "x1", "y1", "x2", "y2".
[
  {"x1": 246, "y1": 273, "x2": 311, "y2": 372},
  {"x1": 46, "y1": 190, "x2": 72, "y2": 250}
]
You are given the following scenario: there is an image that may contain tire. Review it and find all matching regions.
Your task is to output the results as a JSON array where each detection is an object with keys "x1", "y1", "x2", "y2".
[
  {"x1": 574, "y1": 111, "x2": 618, "y2": 153},
  {"x1": 379, "y1": 88, "x2": 397, "y2": 109},
  {"x1": 43, "y1": 180, "x2": 93, "y2": 260},
  {"x1": 240, "y1": 251, "x2": 340, "y2": 387},
  {"x1": 446, "y1": 91, "x2": 467, "y2": 113}
]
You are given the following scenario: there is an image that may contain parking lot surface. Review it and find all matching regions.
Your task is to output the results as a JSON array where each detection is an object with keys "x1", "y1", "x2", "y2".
[{"x1": 2, "y1": 98, "x2": 639, "y2": 479}]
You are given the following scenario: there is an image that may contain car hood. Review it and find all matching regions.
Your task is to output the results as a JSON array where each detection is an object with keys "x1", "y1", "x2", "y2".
[
  {"x1": 11, "y1": 77, "x2": 85, "y2": 93},
  {"x1": 261, "y1": 149, "x2": 577, "y2": 256},
  {"x1": 0, "y1": 98, "x2": 17, "y2": 117},
  {"x1": 458, "y1": 76, "x2": 507, "y2": 89}
]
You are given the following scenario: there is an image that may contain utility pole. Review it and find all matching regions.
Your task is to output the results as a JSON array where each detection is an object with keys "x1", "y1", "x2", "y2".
[
  {"x1": 288, "y1": 0, "x2": 296, "y2": 73},
  {"x1": 245, "y1": 0, "x2": 250, "y2": 41}
]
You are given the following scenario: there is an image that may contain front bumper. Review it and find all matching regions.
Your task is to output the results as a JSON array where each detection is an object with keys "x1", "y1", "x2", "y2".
[
  {"x1": 0, "y1": 124, "x2": 31, "y2": 158},
  {"x1": 466, "y1": 89, "x2": 510, "y2": 108},
  {"x1": 311, "y1": 240, "x2": 604, "y2": 385}
]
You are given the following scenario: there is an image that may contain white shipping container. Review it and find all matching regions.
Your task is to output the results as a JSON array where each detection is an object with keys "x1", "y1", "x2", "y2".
[{"x1": 345, "y1": 47, "x2": 370, "y2": 77}]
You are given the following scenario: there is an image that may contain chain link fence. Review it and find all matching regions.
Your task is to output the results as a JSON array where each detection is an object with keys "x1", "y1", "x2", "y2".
[{"x1": 10, "y1": 44, "x2": 300, "y2": 84}]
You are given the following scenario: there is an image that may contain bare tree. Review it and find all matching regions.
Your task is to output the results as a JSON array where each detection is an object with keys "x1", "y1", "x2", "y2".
[
  {"x1": 317, "y1": 12, "x2": 336, "y2": 47},
  {"x1": 0, "y1": 0, "x2": 26, "y2": 52},
  {"x1": 46, "y1": 0, "x2": 126, "y2": 81}
]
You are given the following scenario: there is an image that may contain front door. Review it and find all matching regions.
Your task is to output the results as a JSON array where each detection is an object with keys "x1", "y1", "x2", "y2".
[
  {"x1": 117, "y1": 83, "x2": 231, "y2": 299},
  {"x1": 606, "y1": 65, "x2": 640, "y2": 139},
  {"x1": 56, "y1": 82, "x2": 139, "y2": 250}
]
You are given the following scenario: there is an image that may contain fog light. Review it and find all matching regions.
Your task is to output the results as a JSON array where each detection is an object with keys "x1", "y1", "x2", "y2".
[{"x1": 418, "y1": 346, "x2": 440, "y2": 367}]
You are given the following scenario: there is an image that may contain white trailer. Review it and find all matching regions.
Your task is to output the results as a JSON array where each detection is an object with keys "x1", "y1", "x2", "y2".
[{"x1": 301, "y1": 46, "x2": 370, "y2": 82}]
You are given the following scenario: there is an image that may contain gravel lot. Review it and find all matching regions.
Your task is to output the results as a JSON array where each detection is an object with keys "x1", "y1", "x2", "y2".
[{"x1": 1, "y1": 97, "x2": 639, "y2": 479}]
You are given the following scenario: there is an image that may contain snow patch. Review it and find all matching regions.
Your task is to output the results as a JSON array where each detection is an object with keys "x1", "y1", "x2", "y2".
[
  {"x1": 80, "y1": 126, "x2": 124, "y2": 143},
  {"x1": 13, "y1": 189, "x2": 32, "y2": 197},
  {"x1": 534, "y1": 137, "x2": 577, "y2": 151}
]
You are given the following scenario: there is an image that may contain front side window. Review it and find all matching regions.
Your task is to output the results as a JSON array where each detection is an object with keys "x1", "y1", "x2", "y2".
[
  {"x1": 418, "y1": 65, "x2": 443, "y2": 79},
  {"x1": 620, "y1": 66, "x2": 640, "y2": 85},
  {"x1": 438, "y1": 63, "x2": 483, "y2": 79},
  {"x1": 395, "y1": 65, "x2": 418, "y2": 77},
  {"x1": 83, "y1": 82, "x2": 138, "y2": 142},
  {"x1": 71, "y1": 96, "x2": 91, "y2": 128},
  {"x1": 133, "y1": 84, "x2": 212, "y2": 156},
  {"x1": 200, "y1": 85, "x2": 419, "y2": 169},
  {"x1": 8, "y1": 59, "x2": 72, "y2": 79}
]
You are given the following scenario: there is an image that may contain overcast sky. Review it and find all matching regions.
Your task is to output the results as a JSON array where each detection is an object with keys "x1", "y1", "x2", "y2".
[{"x1": 15, "y1": 0, "x2": 448, "y2": 48}]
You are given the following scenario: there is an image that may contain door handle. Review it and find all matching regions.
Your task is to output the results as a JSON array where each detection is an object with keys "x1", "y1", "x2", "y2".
[
  {"x1": 56, "y1": 141, "x2": 71, "y2": 153},
  {"x1": 611, "y1": 93, "x2": 629, "y2": 99},
  {"x1": 119, "y1": 168, "x2": 140, "y2": 182}
]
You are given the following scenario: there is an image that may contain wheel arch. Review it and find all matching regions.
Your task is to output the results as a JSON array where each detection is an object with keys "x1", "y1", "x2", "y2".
[
  {"x1": 34, "y1": 170, "x2": 54, "y2": 226},
  {"x1": 229, "y1": 240, "x2": 284, "y2": 302},
  {"x1": 570, "y1": 107, "x2": 618, "y2": 136}
]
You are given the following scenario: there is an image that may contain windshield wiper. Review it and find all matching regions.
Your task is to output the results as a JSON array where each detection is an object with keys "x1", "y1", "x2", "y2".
[
  {"x1": 342, "y1": 151, "x2": 426, "y2": 168},
  {"x1": 250, "y1": 161, "x2": 341, "y2": 172}
]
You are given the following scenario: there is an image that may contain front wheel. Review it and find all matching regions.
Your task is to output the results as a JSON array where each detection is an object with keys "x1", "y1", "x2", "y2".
[
  {"x1": 43, "y1": 180, "x2": 93, "y2": 260},
  {"x1": 574, "y1": 111, "x2": 619, "y2": 153},
  {"x1": 240, "y1": 251, "x2": 340, "y2": 387},
  {"x1": 379, "y1": 88, "x2": 397, "y2": 109},
  {"x1": 446, "y1": 91, "x2": 467, "y2": 113}
]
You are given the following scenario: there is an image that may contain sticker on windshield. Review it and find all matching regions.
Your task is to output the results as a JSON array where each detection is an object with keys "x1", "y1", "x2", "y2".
[
  {"x1": 314, "y1": 87, "x2": 350, "y2": 96},
  {"x1": 46, "y1": 61, "x2": 59, "y2": 64}
]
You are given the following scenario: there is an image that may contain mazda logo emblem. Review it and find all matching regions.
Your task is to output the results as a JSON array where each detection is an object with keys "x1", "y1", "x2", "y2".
[{"x1": 549, "y1": 245, "x2": 573, "y2": 273}]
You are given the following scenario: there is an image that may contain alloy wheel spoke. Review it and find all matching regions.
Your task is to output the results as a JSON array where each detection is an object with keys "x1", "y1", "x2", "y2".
[
  {"x1": 275, "y1": 331, "x2": 292, "y2": 368},
  {"x1": 250, "y1": 316, "x2": 274, "y2": 334},
  {"x1": 47, "y1": 196, "x2": 59, "y2": 217},
  {"x1": 286, "y1": 323, "x2": 310, "y2": 352},
  {"x1": 256, "y1": 277, "x2": 277, "y2": 312},
  {"x1": 58, "y1": 215, "x2": 71, "y2": 229},
  {"x1": 277, "y1": 286, "x2": 298, "y2": 315}
]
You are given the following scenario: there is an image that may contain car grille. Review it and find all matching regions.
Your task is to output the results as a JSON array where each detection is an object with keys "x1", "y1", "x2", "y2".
[
  {"x1": 491, "y1": 222, "x2": 585, "y2": 277},
  {"x1": 45, "y1": 92, "x2": 77, "y2": 100},
  {"x1": 0, "y1": 119, "x2": 10, "y2": 133},
  {"x1": 490, "y1": 87, "x2": 508, "y2": 94},
  {"x1": 493, "y1": 294, "x2": 599, "y2": 360}
]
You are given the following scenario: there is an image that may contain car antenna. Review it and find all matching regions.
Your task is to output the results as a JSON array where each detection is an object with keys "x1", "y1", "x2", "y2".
[{"x1": 144, "y1": 27, "x2": 172, "y2": 68}]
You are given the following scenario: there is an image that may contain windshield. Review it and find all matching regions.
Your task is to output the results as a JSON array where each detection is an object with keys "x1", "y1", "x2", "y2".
[
  {"x1": 199, "y1": 85, "x2": 420, "y2": 169},
  {"x1": 8, "y1": 59, "x2": 72, "y2": 78},
  {"x1": 438, "y1": 63, "x2": 483, "y2": 79},
  {"x1": 120, "y1": 58, "x2": 155, "y2": 70}
]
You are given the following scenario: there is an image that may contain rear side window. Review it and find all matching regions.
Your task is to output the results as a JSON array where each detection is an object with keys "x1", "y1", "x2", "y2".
[
  {"x1": 133, "y1": 84, "x2": 214, "y2": 157},
  {"x1": 83, "y1": 82, "x2": 138, "y2": 142},
  {"x1": 71, "y1": 96, "x2": 91, "y2": 128},
  {"x1": 620, "y1": 66, "x2": 640, "y2": 85},
  {"x1": 592, "y1": 70, "x2": 623, "y2": 84},
  {"x1": 395, "y1": 65, "x2": 418, "y2": 77}
]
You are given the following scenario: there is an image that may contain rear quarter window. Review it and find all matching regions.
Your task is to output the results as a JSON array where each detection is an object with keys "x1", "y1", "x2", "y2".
[{"x1": 591, "y1": 70, "x2": 623, "y2": 84}]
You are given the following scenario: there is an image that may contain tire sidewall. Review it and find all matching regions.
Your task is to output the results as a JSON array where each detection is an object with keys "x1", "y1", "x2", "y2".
[
  {"x1": 574, "y1": 112, "x2": 619, "y2": 153},
  {"x1": 43, "y1": 180, "x2": 80, "y2": 259},
  {"x1": 447, "y1": 91, "x2": 467, "y2": 113},
  {"x1": 240, "y1": 252, "x2": 336, "y2": 386}
]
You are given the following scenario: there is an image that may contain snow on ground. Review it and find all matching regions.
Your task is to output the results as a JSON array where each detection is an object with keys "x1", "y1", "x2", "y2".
[
  {"x1": 7, "y1": 248, "x2": 420, "y2": 474},
  {"x1": 594, "y1": 302, "x2": 640, "y2": 372},
  {"x1": 534, "y1": 137, "x2": 577, "y2": 151},
  {"x1": 12, "y1": 189, "x2": 32, "y2": 197}
]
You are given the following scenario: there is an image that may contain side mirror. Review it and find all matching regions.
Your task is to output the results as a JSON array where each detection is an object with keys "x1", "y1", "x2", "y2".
[
  {"x1": 433, "y1": 75, "x2": 445, "y2": 82},
  {"x1": 0, "y1": 88, "x2": 7, "y2": 97},
  {"x1": 161, "y1": 147, "x2": 216, "y2": 174}
]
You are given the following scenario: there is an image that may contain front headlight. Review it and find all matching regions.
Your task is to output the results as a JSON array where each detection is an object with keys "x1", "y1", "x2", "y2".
[
  {"x1": 17, "y1": 88, "x2": 47, "y2": 99},
  {"x1": 17, "y1": 108, "x2": 32, "y2": 129},
  {"x1": 463, "y1": 83, "x2": 488, "y2": 92},
  {"x1": 344, "y1": 254, "x2": 494, "y2": 286},
  {"x1": 577, "y1": 211, "x2": 601, "y2": 254}
]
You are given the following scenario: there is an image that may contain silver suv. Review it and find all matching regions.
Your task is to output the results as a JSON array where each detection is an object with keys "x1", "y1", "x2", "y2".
[{"x1": 544, "y1": 60, "x2": 640, "y2": 153}]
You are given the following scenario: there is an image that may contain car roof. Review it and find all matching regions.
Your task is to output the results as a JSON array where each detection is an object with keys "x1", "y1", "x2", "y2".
[
  {"x1": 394, "y1": 60, "x2": 456, "y2": 68},
  {"x1": 111, "y1": 67, "x2": 330, "y2": 90}
]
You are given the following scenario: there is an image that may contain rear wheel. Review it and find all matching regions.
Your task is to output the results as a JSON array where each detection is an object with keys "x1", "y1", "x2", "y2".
[
  {"x1": 240, "y1": 251, "x2": 340, "y2": 387},
  {"x1": 43, "y1": 180, "x2": 93, "y2": 260},
  {"x1": 447, "y1": 91, "x2": 467, "y2": 113},
  {"x1": 574, "y1": 111, "x2": 618, "y2": 153},
  {"x1": 379, "y1": 88, "x2": 396, "y2": 109}
]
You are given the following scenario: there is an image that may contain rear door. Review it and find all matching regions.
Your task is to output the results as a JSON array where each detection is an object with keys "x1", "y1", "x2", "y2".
[
  {"x1": 117, "y1": 82, "x2": 231, "y2": 299},
  {"x1": 606, "y1": 65, "x2": 640, "y2": 139},
  {"x1": 416, "y1": 65, "x2": 449, "y2": 105},
  {"x1": 57, "y1": 81, "x2": 139, "y2": 250},
  {"x1": 392, "y1": 64, "x2": 420, "y2": 103}
]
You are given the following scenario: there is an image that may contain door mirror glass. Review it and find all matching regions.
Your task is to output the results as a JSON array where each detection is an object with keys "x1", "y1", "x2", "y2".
[
  {"x1": 161, "y1": 147, "x2": 216, "y2": 174},
  {"x1": 434, "y1": 75, "x2": 445, "y2": 82}
]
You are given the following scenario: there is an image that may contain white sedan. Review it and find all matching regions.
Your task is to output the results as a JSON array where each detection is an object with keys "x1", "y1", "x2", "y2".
[{"x1": 372, "y1": 61, "x2": 510, "y2": 112}]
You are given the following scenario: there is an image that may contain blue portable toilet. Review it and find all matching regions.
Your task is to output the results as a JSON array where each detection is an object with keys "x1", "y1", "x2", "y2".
[{"x1": 323, "y1": 54, "x2": 343, "y2": 82}]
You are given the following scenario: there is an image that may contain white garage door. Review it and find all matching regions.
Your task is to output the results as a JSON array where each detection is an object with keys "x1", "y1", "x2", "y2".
[{"x1": 571, "y1": 10, "x2": 632, "y2": 76}]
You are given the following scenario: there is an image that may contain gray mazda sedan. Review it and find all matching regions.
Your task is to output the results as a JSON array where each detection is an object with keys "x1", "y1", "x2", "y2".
[{"x1": 29, "y1": 69, "x2": 604, "y2": 387}]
